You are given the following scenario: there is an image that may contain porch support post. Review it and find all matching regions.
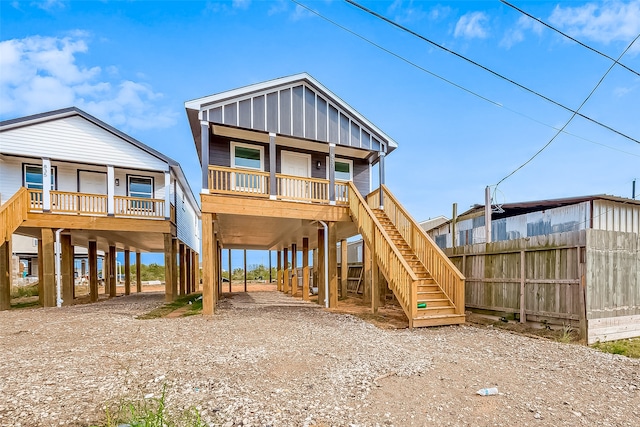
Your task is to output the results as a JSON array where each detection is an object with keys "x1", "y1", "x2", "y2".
[
  {"x1": 269, "y1": 133, "x2": 277, "y2": 200},
  {"x1": 41, "y1": 158, "x2": 52, "y2": 212},
  {"x1": 328, "y1": 143, "x2": 336, "y2": 205},
  {"x1": 243, "y1": 249, "x2": 247, "y2": 292},
  {"x1": 102, "y1": 252, "x2": 108, "y2": 294},
  {"x1": 302, "y1": 238, "x2": 309, "y2": 301},
  {"x1": 268, "y1": 250, "x2": 272, "y2": 283},
  {"x1": 340, "y1": 238, "x2": 348, "y2": 300},
  {"x1": 124, "y1": 249, "x2": 131, "y2": 296},
  {"x1": 135, "y1": 252, "x2": 142, "y2": 293},
  {"x1": 108, "y1": 245, "x2": 116, "y2": 297},
  {"x1": 363, "y1": 240, "x2": 372, "y2": 302},
  {"x1": 218, "y1": 243, "x2": 223, "y2": 295},
  {"x1": 328, "y1": 222, "x2": 338, "y2": 308},
  {"x1": 201, "y1": 121, "x2": 210, "y2": 193},
  {"x1": 277, "y1": 250, "x2": 282, "y2": 292},
  {"x1": 0, "y1": 238, "x2": 11, "y2": 311},
  {"x1": 371, "y1": 231, "x2": 379, "y2": 314},
  {"x1": 283, "y1": 247, "x2": 289, "y2": 294},
  {"x1": 171, "y1": 239, "x2": 178, "y2": 298},
  {"x1": 202, "y1": 213, "x2": 216, "y2": 314},
  {"x1": 107, "y1": 165, "x2": 115, "y2": 216},
  {"x1": 194, "y1": 252, "x2": 200, "y2": 293},
  {"x1": 37, "y1": 238, "x2": 43, "y2": 304},
  {"x1": 164, "y1": 234, "x2": 174, "y2": 301},
  {"x1": 61, "y1": 234, "x2": 73, "y2": 305},
  {"x1": 291, "y1": 243, "x2": 298, "y2": 297},
  {"x1": 186, "y1": 248, "x2": 192, "y2": 294},
  {"x1": 317, "y1": 228, "x2": 325, "y2": 306},
  {"x1": 41, "y1": 229, "x2": 56, "y2": 307},
  {"x1": 164, "y1": 171, "x2": 171, "y2": 219},
  {"x1": 179, "y1": 242, "x2": 186, "y2": 296},
  {"x1": 312, "y1": 249, "x2": 318, "y2": 296},
  {"x1": 228, "y1": 249, "x2": 232, "y2": 293},
  {"x1": 89, "y1": 241, "x2": 98, "y2": 302},
  {"x1": 378, "y1": 152, "x2": 385, "y2": 209}
]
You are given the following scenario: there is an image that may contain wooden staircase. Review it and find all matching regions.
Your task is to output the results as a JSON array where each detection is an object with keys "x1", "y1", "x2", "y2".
[
  {"x1": 372, "y1": 209, "x2": 465, "y2": 327},
  {"x1": 347, "y1": 182, "x2": 465, "y2": 328},
  {"x1": 0, "y1": 188, "x2": 29, "y2": 243}
]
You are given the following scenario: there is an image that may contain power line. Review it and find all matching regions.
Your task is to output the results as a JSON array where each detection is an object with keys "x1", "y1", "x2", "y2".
[
  {"x1": 345, "y1": 0, "x2": 640, "y2": 146},
  {"x1": 291, "y1": 0, "x2": 640, "y2": 160},
  {"x1": 495, "y1": 33, "x2": 640, "y2": 188},
  {"x1": 500, "y1": 0, "x2": 640, "y2": 78}
]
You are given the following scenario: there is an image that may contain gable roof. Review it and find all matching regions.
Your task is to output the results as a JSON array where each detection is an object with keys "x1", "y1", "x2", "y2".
[
  {"x1": 185, "y1": 72, "x2": 398, "y2": 156},
  {"x1": 0, "y1": 107, "x2": 200, "y2": 214}
]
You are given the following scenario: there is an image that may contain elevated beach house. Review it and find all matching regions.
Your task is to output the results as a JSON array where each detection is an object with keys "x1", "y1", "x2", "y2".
[
  {"x1": 0, "y1": 107, "x2": 200, "y2": 309},
  {"x1": 186, "y1": 73, "x2": 465, "y2": 327}
]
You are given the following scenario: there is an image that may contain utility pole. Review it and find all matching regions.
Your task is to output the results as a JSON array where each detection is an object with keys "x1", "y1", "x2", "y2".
[
  {"x1": 485, "y1": 186, "x2": 492, "y2": 244},
  {"x1": 633, "y1": 179, "x2": 636, "y2": 199}
]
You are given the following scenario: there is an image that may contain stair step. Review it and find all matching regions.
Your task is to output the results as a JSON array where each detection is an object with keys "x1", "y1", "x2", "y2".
[
  {"x1": 416, "y1": 306, "x2": 456, "y2": 316},
  {"x1": 416, "y1": 298, "x2": 451, "y2": 307},
  {"x1": 412, "y1": 314, "x2": 466, "y2": 328}
]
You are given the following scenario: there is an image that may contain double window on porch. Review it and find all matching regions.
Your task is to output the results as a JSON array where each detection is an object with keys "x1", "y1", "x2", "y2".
[{"x1": 208, "y1": 142, "x2": 351, "y2": 204}]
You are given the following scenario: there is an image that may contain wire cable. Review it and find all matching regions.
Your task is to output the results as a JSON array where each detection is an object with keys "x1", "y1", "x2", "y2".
[
  {"x1": 345, "y1": 0, "x2": 640, "y2": 146},
  {"x1": 291, "y1": 0, "x2": 640, "y2": 160},
  {"x1": 495, "y1": 33, "x2": 640, "y2": 187},
  {"x1": 500, "y1": 0, "x2": 640, "y2": 78}
]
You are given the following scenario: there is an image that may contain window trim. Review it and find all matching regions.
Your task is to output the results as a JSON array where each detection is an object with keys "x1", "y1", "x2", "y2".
[
  {"x1": 22, "y1": 163, "x2": 57, "y2": 190},
  {"x1": 126, "y1": 174, "x2": 154, "y2": 199},
  {"x1": 325, "y1": 157, "x2": 353, "y2": 182},
  {"x1": 230, "y1": 141, "x2": 264, "y2": 171}
]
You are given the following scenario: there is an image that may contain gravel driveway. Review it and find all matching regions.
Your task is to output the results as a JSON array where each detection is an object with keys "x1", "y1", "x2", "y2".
[{"x1": 0, "y1": 291, "x2": 638, "y2": 427}]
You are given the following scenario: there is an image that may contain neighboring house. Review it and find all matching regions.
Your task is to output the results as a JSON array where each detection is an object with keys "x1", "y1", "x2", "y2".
[
  {"x1": 185, "y1": 73, "x2": 464, "y2": 327},
  {"x1": 0, "y1": 107, "x2": 201, "y2": 309},
  {"x1": 419, "y1": 216, "x2": 449, "y2": 234},
  {"x1": 428, "y1": 195, "x2": 640, "y2": 343}
]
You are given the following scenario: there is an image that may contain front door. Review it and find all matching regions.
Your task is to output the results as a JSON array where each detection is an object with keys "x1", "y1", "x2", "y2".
[
  {"x1": 78, "y1": 170, "x2": 107, "y2": 213},
  {"x1": 281, "y1": 151, "x2": 311, "y2": 200}
]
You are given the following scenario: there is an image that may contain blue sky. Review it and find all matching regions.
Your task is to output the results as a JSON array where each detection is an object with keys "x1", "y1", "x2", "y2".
[{"x1": 2, "y1": 0, "x2": 639, "y2": 268}]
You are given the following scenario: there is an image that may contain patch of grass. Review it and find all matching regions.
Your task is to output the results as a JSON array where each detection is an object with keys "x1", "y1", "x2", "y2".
[
  {"x1": 11, "y1": 300, "x2": 40, "y2": 309},
  {"x1": 94, "y1": 385, "x2": 208, "y2": 427},
  {"x1": 136, "y1": 293, "x2": 202, "y2": 320},
  {"x1": 592, "y1": 338, "x2": 640, "y2": 358},
  {"x1": 11, "y1": 283, "x2": 38, "y2": 299}
]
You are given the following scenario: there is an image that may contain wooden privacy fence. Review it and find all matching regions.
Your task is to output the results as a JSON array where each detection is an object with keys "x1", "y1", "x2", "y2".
[
  {"x1": 349, "y1": 182, "x2": 417, "y2": 321},
  {"x1": 368, "y1": 186, "x2": 465, "y2": 315},
  {"x1": 444, "y1": 231, "x2": 586, "y2": 332}
]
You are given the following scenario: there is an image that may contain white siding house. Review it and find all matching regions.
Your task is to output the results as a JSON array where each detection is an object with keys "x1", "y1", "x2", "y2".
[{"x1": 0, "y1": 107, "x2": 201, "y2": 308}]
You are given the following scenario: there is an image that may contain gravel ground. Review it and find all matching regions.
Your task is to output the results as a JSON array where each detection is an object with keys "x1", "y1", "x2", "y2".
[{"x1": 0, "y1": 291, "x2": 638, "y2": 427}]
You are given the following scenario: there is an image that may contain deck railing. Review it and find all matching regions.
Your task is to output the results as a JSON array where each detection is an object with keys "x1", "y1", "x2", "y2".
[
  {"x1": 348, "y1": 182, "x2": 418, "y2": 321},
  {"x1": 368, "y1": 186, "x2": 465, "y2": 315},
  {"x1": 25, "y1": 188, "x2": 166, "y2": 219},
  {"x1": 114, "y1": 196, "x2": 165, "y2": 218},
  {"x1": 208, "y1": 165, "x2": 349, "y2": 205},
  {"x1": 208, "y1": 165, "x2": 270, "y2": 197},
  {"x1": 0, "y1": 188, "x2": 29, "y2": 242}
]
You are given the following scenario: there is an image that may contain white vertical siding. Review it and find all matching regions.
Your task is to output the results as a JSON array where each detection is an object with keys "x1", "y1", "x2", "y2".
[
  {"x1": 1, "y1": 115, "x2": 168, "y2": 171},
  {"x1": 175, "y1": 181, "x2": 200, "y2": 251},
  {"x1": 593, "y1": 200, "x2": 640, "y2": 233}
]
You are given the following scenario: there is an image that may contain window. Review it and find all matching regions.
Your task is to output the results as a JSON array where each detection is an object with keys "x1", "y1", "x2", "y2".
[
  {"x1": 128, "y1": 176, "x2": 153, "y2": 198},
  {"x1": 231, "y1": 142, "x2": 263, "y2": 170},
  {"x1": 23, "y1": 164, "x2": 56, "y2": 189},
  {"x1": 326, "y1": 158, "x2": 353, "y2": 181}
]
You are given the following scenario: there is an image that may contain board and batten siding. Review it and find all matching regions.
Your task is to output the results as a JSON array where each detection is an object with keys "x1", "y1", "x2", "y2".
[
  {"x1": 1, "y1": 116, "x2": 168, "y2": 172},
  {"x1": 175, "y1": 182, "x2": 200, "y2": 251},
  {"x1": 586, "y1": 229, "x2": 640, "y2": 343},
  {"x1": 592, "y1": 200, "x2": 640, "y2": 233}
]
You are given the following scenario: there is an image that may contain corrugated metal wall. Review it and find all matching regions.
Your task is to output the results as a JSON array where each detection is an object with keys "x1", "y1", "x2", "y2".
[
  {"x1": 592, "y1": 200, "x2": 640, "y2": 233},
  {"x1": 205, "y1": 82, "x2": 383, "y2": 152}
]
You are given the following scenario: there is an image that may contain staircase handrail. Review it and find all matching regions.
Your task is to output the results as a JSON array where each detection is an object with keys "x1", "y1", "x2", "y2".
[
  {"x1": 369, "y1": 185, "x2": 465, "y2": 315},
  {"x1": 0, "y1": 187, "x2": 29, "y2": 242},
  {"x1": 348, "y1": 182, "x2": 418, "y2": 320}
]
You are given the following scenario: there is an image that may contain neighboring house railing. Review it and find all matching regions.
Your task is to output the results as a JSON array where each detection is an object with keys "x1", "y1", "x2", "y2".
[
  {"x1": 208, "y1": 165, "x2": 349, "y2": 205},
  {"x1": 367, "y1": 186, "x2": 465, "y2": 315},
  {"x1": 26, "y1": 188, "x2": 165, "y2": 219}
]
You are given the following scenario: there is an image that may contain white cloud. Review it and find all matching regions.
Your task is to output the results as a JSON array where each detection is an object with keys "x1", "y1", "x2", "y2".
[
  {"x1": 549, "y1": 0, "x2": 640, "y2": 53},
  {"x1": 232, "y1": 0, "x2": 250, "y2": 10},
  {"x1": 0, "y1": 34, "x2": 177, "y2": 131},
  {"x1": 454, "y1": 11, "x2": 489, "y2": 39},
  {"x1": 501, "y1": 15, "x2": 544, "y2": 49},
  {"x1": 387, "y1": 1, "x2": 451, "y2": 24},
  {"x1": 31, "y1": 0, "x2": 65, "y2": 11}
]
